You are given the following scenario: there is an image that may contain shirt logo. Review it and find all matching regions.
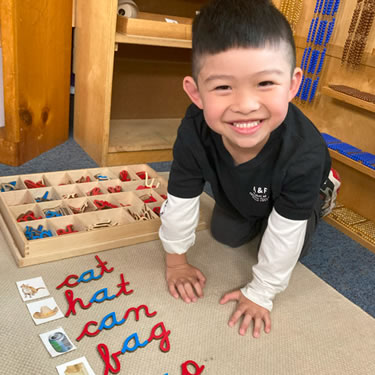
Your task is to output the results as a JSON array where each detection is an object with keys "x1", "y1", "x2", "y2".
[{"x1": 249, "y1": 186, "x2": 269, "y2": 202}]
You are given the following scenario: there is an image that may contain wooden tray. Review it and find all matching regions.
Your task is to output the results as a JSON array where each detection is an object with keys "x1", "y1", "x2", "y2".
[
  {"x1": 0, "y1": 164, "x2": 210, "y2": 267},
  {"x1": 116, "y1": 12, "x2": 193, "y2": 40}
]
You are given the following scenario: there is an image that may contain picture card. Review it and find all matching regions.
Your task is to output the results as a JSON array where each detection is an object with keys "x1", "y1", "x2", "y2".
[
  {"x1": 16, "y1": 276, "x2": 50, "y2": 301},
  {"x1": 40, "y1": 327, "x2": 76, "y2": 358},
  {"x1": 26, "y1": 297, "x2": 64, "y2": 325},
  {"x1": 56, "y1": 356, "x2": 96, "y2": 375}
]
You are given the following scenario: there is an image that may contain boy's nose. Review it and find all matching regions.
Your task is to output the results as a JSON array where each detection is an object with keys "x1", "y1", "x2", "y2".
[{"x1": 231, "y1": 93, "x2": 260, "y2": 114}]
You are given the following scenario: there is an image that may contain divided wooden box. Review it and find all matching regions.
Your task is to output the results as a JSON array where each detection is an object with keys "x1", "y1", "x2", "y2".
[{"x1": 0, "y1": 164, "x2": 209, "y2": 267}]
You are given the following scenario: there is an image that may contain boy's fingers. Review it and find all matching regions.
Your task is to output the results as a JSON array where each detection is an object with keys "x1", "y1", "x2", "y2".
[
  {"x1": 220, "y1": 290, "x2": 241, "y2": 304},
  {"x1": 228, "y1": 308, "x2": 244, "y2": 327},
  {"x1": 196, "y1": 270, "x2": 206, "y2": 285},
  {"x1": 239, "y1": 314, "x2": 252, "y2": 336},
  {"x1": 264, "y1": 314, "x2": 272, "y2": 333},
  {"x1": 184, "y1": 282, "x2": 198, "y2": 302},
  {"x1": 252, "y1": 317, "x2": 262, "y2": 338},
  {"x1": 176, "y1": 282, "x2": 192, "y2": 303},
  {"x1": 168, "y1": 282, "x2": 179, "y2": 299},
  {"x1": 192, "y1": 279, "x2": 204, "y2": 298}
]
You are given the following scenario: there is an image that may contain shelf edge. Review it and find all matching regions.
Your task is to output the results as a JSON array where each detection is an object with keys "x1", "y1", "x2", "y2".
[
  {"x1": 321, "y1": 86, "x2": 375, "y2": 113},
  {"x1": 115, "y1": 32, "x2": 192, "y2": 49},
  {"x1": 329, "y1": 149, "x2": 375, "y2": 179}
]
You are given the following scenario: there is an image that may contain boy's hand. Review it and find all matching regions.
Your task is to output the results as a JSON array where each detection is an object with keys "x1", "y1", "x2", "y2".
[
  {"x1": 220, "y1": 290, "x2": 271, "y2": 338},
  {"x1": 165, "y1": 253, "x2": 206, "y2": 303}
]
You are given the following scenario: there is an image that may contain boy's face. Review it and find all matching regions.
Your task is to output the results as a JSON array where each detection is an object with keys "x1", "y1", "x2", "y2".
[{"x1": 183, "y1": 46, "x2": 302, "y2": 162}]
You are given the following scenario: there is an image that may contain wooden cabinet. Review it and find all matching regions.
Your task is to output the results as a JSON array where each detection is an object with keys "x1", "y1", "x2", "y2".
[
  {"x1": 273, "y1": 0, "x2": 375, "y2": 252},
  {"x1": 0, "y1": 0, "x2": 72, "y2": 166},
  {"x1": 73, "y1": 0, "x2": 207, "y2": 167}
]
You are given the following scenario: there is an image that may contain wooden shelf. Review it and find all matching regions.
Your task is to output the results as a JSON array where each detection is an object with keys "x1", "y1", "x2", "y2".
[
  {"x1": 321, "y1": 86, "x2": 375, "y2": 113},
  {"x1": 115, "y1": 32, "x2": 192, "y2": 49},
  {"x1": 324, "y1": 203, "x2": 375, "y2": 254},
  {"x1": 115, "y1": 12, "x2": 193, "y2": 49},
  {"x1": 108, "y1": 118, "x2": 180, "y2": 152},
  {"x1": 329, "y1": 149, "x2": 375, "y2": 179}
]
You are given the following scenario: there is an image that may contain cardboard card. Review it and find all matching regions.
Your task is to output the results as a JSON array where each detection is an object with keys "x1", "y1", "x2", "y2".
[
  {"x1": 40, "y1": 327, "x2": 76, "y2": 358},
  {"x1": 16, "y1": 276, "x2": 50, "y2": 301},
  {"x1": 56, "y1": 356, "x2": 96, "y2": 375},
  {"x1": 26, "y1": 297, "x2": 64, "y2": 325}
]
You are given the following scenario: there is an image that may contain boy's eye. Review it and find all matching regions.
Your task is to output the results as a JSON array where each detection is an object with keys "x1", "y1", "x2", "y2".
[
  {"x1": 214, "y1": 85, "x2": 231, "y2": 90},
  {"x1": 258, "y1": 81, "x2": 274, "y2": 87}
]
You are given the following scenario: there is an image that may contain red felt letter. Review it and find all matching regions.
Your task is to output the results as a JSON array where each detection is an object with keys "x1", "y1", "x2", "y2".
[
  {"x1": 96, "y1": 255, "x2": 114, "y2": 275},
  {"x1": 147, "y1": 322, "x2": 171, "y2": 352},
  {"x1": 97, "y1": 343, "x2": 122, "y2": 375},
  {"x1": 123, "y1": 304, "x2": 157, "y2": 321},
  {"x1": 56, "y1": 274, "x2": 79, "y2": 289},
  {"x1": 64, "y1": 289, "x2": 92, "y2": 317},
  {"x1": 181, "y1": 360, "x2": 205, "y2": 375},
  {"x1": 76, "y1": 321, "x2": 100, "y2": 341},
  {"x1": 116, "y1": 273, "x2": 134, "y2": 297}
]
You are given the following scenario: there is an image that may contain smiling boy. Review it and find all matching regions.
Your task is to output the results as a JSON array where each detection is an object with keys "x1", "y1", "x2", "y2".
[{"x1": 158, "y1": 0, "x2": 339, "y2": 338}]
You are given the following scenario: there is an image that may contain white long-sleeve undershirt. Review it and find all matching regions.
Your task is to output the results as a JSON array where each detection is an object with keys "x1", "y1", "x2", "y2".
[
  {"x1": 240, "y1": 208, "x2": 307, "y2": 311},
  {"x1": 158, "y1": 193, "x2": 307, "y2": 311},
  {"x1": 159, "y1": 194, "x2": 201, "y2": 254}
]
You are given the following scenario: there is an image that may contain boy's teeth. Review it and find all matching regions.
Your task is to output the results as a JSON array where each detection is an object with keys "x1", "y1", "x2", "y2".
[{"x1": 233, "y1": 121, "x2": 260, "y2": 128}]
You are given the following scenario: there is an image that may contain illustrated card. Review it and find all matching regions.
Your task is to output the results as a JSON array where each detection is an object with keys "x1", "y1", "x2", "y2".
[
  {"x1": 16, "y1": 276, "x2": 50, "y2": 301},
  {"x1": 56, "y1": 356, "x2": 96, "y2": 375},
  {"x1": 26, "y1": 297, "x2": 64, "y2": 325},
  {"x1": 39, "y1": 327, "x2": 76, "y2": 358}
]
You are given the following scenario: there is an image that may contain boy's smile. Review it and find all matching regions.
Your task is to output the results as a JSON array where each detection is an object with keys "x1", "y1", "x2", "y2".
[{"x1": 183, "y1": 47, "x2": 302, "y2": 164}]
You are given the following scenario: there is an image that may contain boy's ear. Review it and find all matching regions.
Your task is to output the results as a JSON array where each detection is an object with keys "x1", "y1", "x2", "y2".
[
  {"x1": 288, "y1": 67, "x2": 303, "y2": 101},
  {"x1": 183, "y1": 76, "x2": 203, "y2": 109}
]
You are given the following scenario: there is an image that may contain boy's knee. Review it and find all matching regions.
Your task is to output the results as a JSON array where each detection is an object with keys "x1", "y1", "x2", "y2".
[{"x1": 210, "y1": 224, "x2": 246, "y2": 248}]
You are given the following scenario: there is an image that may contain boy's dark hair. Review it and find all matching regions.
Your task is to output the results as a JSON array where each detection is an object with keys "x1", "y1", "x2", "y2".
[{"x1": 192, "y1": 0, "x2": 296, "y2": 80}]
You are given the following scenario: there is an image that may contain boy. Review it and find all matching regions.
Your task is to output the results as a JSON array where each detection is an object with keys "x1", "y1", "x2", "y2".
[{"x1": 158, "y1": 0, "x2": 339, "y2": 338}]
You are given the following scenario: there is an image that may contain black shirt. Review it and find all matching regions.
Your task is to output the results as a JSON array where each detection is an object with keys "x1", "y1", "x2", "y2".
[{"x1": 168, "y1": 103, "x2": 331, "y2": 221}]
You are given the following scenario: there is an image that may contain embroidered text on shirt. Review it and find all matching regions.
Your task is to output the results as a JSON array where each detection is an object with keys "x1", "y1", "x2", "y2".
[{"x1": 249, "y1": 187, "x2": 269, "y2": 202}]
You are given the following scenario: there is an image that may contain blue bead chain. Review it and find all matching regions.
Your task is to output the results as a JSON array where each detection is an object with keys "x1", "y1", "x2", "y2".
[{"x1": 299, "y1": 0, "x2": 341, "y2": 102}]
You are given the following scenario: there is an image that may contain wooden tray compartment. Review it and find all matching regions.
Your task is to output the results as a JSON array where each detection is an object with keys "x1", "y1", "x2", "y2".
[
  {"x1": 10, "y1": 203, "x2": 45, "y2": 222},
  {"x1": 0, "y1": 176, "x2": 27, "y2": 191},
  {"x1": 47, "y1": 215, "x2": 87, "y2": 236},
  {"x1": 97, "y1": 179, "x2": 123, "y2": 194},
  {"x1": 54, "y1": 184, "x2": 86, "y2": 200},
  {"x1": 0, "y1": 164, "x2": 211, "y2": 267},
  {"x1": 1, "y1": 190, "x2": 35, "y2": 206},
  {"x1": 29, "y1": 187, "x2": 61, "y2": 203},
  {"x1": 67, "y1": 169, "x2": 96, "y2": 184},
  {"x1": 66, "y1": 197, "x2": 97, "y2": 215},
  {"x1": 107, "y1": 191, "x2": 144, "y2": 207},
  {"x1": 78, "y1": 181, "x2": 107, "y2": 197},
  {"x1": 109, "y1": 166, "x2": 140, "y2": 181},
  {"x1": 37, "y1": 200, "x2": 73, "y2": 217},
  {"x1": 21, "y1": 173, "x2": 50, "y2": 188},
  {"x1": 44, "y1": 171, "x2": 74, "y2": 186},
  {"x1": 88, "y1": 167, "x2": 118, "y2": 181}
]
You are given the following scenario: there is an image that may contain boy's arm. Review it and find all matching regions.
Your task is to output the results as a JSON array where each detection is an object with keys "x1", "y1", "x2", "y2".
[
  {"x1": 159, "y1": 193, "x2": 200, "y2": 254},
  {"x1": 240, "y1": 208, "x2": 308, "y2": 311},
  {"x1": 159, "y1": 193, "x2": 206, "y2": 302}
]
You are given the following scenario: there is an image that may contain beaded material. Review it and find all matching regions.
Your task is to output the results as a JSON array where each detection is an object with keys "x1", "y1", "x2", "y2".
[
  {"x1": 342, "y1": 0, "x2": 375, "y2": 68},
  {"x1": 328, "y1": 84, "x2": 375, "y2": 103},
  {"x1": 296, "y1": 0, "x2": 341, "y2": 102},
  {"x1": 280, "y1": 0, "x2": 304, "y2": 34}
]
